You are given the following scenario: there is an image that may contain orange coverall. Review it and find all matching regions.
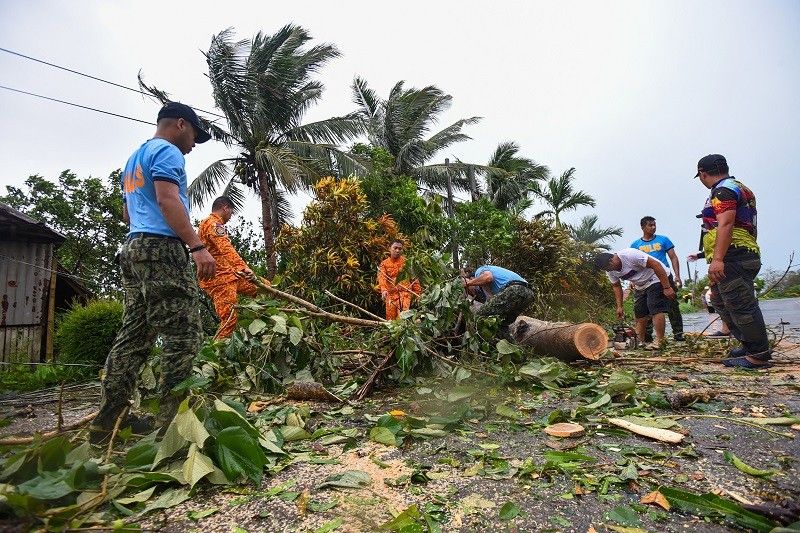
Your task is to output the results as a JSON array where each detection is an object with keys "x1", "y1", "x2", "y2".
[
  {"x1": 197, "y1": 213, "x2": 264, "y2": 339},
  {"x1": 377, "y1": 255, "x2": 421, "y2": 320}
]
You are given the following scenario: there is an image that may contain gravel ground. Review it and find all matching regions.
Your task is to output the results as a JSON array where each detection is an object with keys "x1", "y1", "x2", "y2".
[{"x1": 2, "y1": 342, "x2": 798, "y2": 532}]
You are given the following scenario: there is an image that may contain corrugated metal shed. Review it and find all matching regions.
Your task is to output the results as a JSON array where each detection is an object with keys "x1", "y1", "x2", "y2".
[{"x1": 0, "y1": 202, "x2": 65, "y2": 364}]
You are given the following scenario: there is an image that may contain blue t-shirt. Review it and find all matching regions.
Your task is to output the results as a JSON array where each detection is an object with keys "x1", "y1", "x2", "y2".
[
  {"x1": 630, "y1": 235, "x2": 674, "y2": 271},
  {"x1": 474, "y1": 265, "x2": 525, "y2": 294},
  {"x1": 121, "y1": 138, "x2": 190, "y2": 237}
]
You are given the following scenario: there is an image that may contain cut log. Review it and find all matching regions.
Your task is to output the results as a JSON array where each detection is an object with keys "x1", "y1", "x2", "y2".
[
  {"x1": 510, "y1": 316, "x2": 608, "y2": 361},
  {"x1": 544, "y1": 422, "x2": 585, "y2": 437}
]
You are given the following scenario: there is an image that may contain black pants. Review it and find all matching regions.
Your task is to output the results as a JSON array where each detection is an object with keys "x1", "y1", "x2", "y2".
[
  {"x1": 709, "y1": 250, "x2": 769, "y2": 358},
  {"x1": 643, "y1": 275, "x2": 683, "y2": 341}
]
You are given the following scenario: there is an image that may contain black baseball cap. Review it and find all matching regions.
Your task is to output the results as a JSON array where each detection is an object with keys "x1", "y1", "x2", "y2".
[
  {"x1": 593, "y1": 252, "x2": 615, "y2": 270},
  {"x1": 694, "y1": 154, "x2": 727, "y2": 178},
  {"x1": 157, "y1": 102, "x2": 211, "y2": 144}
]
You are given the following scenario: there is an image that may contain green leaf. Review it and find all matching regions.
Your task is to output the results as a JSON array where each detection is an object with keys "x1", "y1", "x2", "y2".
[
  {"x1": 188, "y1": 507, "x2": 219, "y2": 521},
  {"x1": 495, "y1": 404, "x2": 521, "y2": 419},
  {"x1": 183, "y1": 444, "x2": 216, "y2": 488},
  {"x1": 723, "y1": 451, "x2": 777, "y2": 477},
  {"x1": 116, "y1": 486, "x2": 157, "y2": 505},
  {"x1": 408, "y1": 427, "x2": 448, "y2": 438},
  {"x1": 606, "y1": 371, "x2": 636, "y2": 396},
  {"x1": 211, "y1": 427, "x2": 267, "y2": 483},
  {"x1": 280, "y1": 426, "x2": 312, "y2": 442},
  {"x1": 288, "y1": 326, "x2": 303, "y2": 346},
  {"x1": 660, "y1": 487, "x2": 777, "y2": 532},
  {"x1": 496, "y1": 339, "x2": 520, "y2": 355},
  {"x1": 248, "y1": 319, "x2": 267, "y2": 335},
  {"x1": 604, "y1": 505, "x2": 641, "y2": 526},
  {"x1": 379, "y1": 504, "x2": 422, "y2": 531},
  {"x1": 584, "y1": 393, "x2": 611, "y2": 410},
  {"x1": 499, "y1": 501, "x2": 520, "y2": 520},
  {"x1": 369, "y1": 427, "x2": 398, "y2": 446},
  {"x1": 38, "y1": 436, "x2": 70, "y2": 471},
  {"x1": 124, "y1": 440, "x2": 158, "y2": 471},
  {"x1": 140, "y1": 487, "x2": 191, "y2": 515},
  {"x1": 153, "y1": 419, "x2": 187, "y2": 467},
  {"x1": 308, "y1": 500, "x2": 338, "y2": 513},
  {"x1": 65, "y1": 442, "x2": 91, "y2": 465},
  {"x1": 318, "y1": 470, "x2": 372, "y2": 490},
  {"x1": 312, "y1": 518, "x2": 343, "y2": 533},
  {"x1": 175, "y1": 405, "x2": 210, "y2": 448}
]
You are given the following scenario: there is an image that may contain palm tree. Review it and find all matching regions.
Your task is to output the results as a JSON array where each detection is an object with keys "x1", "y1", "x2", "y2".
[
  {"x1": 568, "y1": 215, "x2": 623, "y2": 250},
  {"x1": 531, "y1": 168, "x2": 595, "y2": 226},
  {"x1": 352, "y1": 77, "x2": 480, "y2": 189},
  {"x1": 141, "y1": 26, "x2": 365, "y2": 276},
  {"x1": 482, "y1": 141, "x2": 549, "y2": 211}
]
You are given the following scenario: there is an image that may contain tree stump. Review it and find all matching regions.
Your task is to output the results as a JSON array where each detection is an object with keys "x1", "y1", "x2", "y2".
[{"x1": 510, "y1": 316, "x2": 608, "y2": 362}]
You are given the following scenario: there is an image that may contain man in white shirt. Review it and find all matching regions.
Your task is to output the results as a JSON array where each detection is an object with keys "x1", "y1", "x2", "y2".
[{"x1": 594, "y1": 249, "x2": 676, "y2": 348}]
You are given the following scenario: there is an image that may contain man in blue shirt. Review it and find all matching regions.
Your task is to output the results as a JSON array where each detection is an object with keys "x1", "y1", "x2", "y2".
[
  {"x1": 462, "y1": 265, "x2": 535, "y2": 334},
  {"x1": 630, "y1": 216, "x2": 684, "y2": 341},
  {"x1": 91, "y1": 102, "x2": 216, "y2": 443}
]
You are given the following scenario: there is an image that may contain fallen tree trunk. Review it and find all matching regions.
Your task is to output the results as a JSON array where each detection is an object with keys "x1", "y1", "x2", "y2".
[{"x1": 510, "y1": 316, "x2": 607, "y2": 362}]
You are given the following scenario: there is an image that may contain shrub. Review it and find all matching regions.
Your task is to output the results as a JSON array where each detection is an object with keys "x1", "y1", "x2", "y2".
[
  {"x1": 277, "y1": 177, "x2": 406, "y2": 313},
  {"x1": 55, "y1": 299, "x2": 123, "y2": 365}
]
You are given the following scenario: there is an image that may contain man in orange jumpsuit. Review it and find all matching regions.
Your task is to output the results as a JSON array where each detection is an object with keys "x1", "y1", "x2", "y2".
[
  {"x1": 198, "y1": 196, "x2": 265, "y2": 339},
  {"x1": 377, "y1": 240, "x2": 421, "y2": 320}
]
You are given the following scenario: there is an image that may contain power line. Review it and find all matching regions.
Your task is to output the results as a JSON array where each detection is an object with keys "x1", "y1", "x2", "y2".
[
  {"x1": 0, "y1": 46, "x2": 227, "y2": 119},
  {"x1": 0, "y1": 84, "x2": 155, "y2": 125}
]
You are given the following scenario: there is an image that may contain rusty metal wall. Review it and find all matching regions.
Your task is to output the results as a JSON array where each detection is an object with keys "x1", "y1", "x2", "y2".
[{"x1": 0, "y1": 241, "x2": 53, "y2": 363}]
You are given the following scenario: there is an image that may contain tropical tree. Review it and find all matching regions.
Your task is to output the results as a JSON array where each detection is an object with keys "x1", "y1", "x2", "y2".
[
  {"x1": 482, "y1": 141, "x2": 549, "y2": 212},
  {"x1": 531, "y1": 168, "x2": 595, "y2": 226},
  {"x1": 141, "y1": 26, "x2": 365, "y2": 276},
  {"x1": 568, "y1": 214, "x2": 623, "y2": 250},
  {"x1": 351, "y1": 77, "x2": 480, "y2": 189}
]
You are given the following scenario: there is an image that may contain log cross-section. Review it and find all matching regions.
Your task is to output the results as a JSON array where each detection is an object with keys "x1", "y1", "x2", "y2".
[{"x1": 510, "y1": 316, "x2": 608, "y2": 361}]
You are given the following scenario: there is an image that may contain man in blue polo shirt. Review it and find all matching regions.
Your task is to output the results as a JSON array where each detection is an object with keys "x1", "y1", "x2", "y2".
[
  {"x1": 462, "y1": 265, "x2": 535, "y2": 334},
  {"x1": 630, "y1": 216, "x2": 684, "y2": 341},
  {"x1": 90, "y1": 102, "x2": 216, "y2": 443}
]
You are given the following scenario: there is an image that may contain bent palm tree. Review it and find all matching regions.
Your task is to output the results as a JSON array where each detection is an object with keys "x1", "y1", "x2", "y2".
[
  {"x1": 352, "y1": 77, "x2": 480, "y2": 190},
  {"x1": 142, "y1": 26, "x2": 365, "y2": 276},
  {"x1": 531, "y1": 168, "x2": 595, "y2": 226},
  {"x1": 568, "y1": 215, "x2": 623, "y2": 250},
  {"x1": 483, "y1": 141, "x2": 549, "y2": 211}
]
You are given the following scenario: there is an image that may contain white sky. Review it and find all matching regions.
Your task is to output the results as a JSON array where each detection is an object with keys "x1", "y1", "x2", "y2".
[{"x1": 1, "y1": 0, "x2": 798, "y2": 273}]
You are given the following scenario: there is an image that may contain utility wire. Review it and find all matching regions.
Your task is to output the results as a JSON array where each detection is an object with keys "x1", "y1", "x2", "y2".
[
  {"x1": 0, "y1": 84, "x2": 155, "y2": 125},
  {"x1": 0, "y1": 253, "x2": 98, "y2": 286},
  {"x1": 0, "y1": 46, "x2": 227, "y2": 119}
]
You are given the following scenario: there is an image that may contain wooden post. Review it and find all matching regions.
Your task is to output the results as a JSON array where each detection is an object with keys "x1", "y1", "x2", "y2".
[{"x1": 45, "y1": 262, "x2": 57, "y2": 361}]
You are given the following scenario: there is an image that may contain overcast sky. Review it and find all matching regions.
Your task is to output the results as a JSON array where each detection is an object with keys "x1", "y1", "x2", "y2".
[{"x1": 1, "y1": 0, "x2": 798, "y2": 274}]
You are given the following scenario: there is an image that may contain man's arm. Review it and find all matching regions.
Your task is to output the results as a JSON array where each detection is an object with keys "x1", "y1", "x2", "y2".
[
  {"x1": 646, "y1": 257, "x2": 675, "y2": 299},
  {"x1": 667, "y1": 248, "x2": 681, "y2": 286},
  {"x1": 612, "y1": 282, "x2": 624, "y2": 320},
  {"x1": 709, "y1": 210, "x2": 734, "y2": 283},
  {"x1": 154, "y1": 181, "x2": 216, "y2": 280},
  {"x1": 466, "y1": 270, "x2": 495, "y2": 297}
]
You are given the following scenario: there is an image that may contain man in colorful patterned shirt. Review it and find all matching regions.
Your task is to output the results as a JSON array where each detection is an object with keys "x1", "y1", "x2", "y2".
[
  {"x1": 695, "y1": 154, "x2": 770, "y2": 368},
  {"x1": 630, "y1": 216, "x2": 684, "y2": 341}
]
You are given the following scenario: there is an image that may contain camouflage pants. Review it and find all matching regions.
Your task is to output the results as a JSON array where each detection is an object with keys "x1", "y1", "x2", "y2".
[
  {"x1": 475, "y1": 283, "x2": 536, "y2": 327},
  {"x1": 94, "y1": 236, "x2": 202, "y2": 430}
]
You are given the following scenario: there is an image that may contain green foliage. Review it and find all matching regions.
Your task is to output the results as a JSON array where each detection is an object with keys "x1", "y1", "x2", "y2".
[
  {"x1": 453, "y1": 199, "x2": 514, "y2": 267},
  {"x1": 354, "y1": 144, "x2": 448, "y2": 248},
  {"x1": 278, "y1": 177, "x2": 405, "y2": 312},
  {"x1": 226, "y1": 218, "x2": 269, "y2": 277},
  {"x1": 531, "y1": 168, "x2": 595, "y2": 226},
  {"x1": 1, "y1": 171, "x2": 127, "y2": 296},
  {"x1": 55, "y1": 299, "x2": 123, "y2": 366},
  {"x1": 0, "y1": 364, "x2": 90, "y2": 392}
]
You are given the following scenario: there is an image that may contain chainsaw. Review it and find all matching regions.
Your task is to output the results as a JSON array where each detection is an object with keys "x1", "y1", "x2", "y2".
[{"x1": 612, "y1": 324, "x2": 638, "y2": 350}]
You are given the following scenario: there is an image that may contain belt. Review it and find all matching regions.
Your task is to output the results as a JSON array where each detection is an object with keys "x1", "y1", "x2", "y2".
[
  {"x1": 503, "y1": 280, "x2": 530, "y2": 290},
  {"x1": 127, "y1": 232, "x2": 183, "y2": 242}
]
